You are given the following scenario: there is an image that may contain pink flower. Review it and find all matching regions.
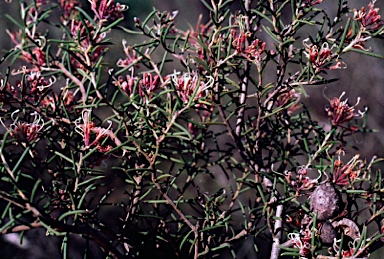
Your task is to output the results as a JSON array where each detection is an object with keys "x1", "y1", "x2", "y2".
[
  {"x1": 332, "y1": 155, "x2": 362, "y2": 186},
  {"x1": 288, "y1": 232, "x2": 311, "y2": 258},
  {"x1": 232, "y1": 31, "x2": 248, "y2": 53},
  {"x1": 302, "y1": 39, "x2": 349, "y2": 72},
  {"x1": 285, "y1": 167, "x2": 321, "y2": 195},
  {"x1": 3, "y1": 69, "x2": 56, "y2": 103},
  {"x1": 275, "y1": 89, "x2": 301, "y2": 115},
  {"x1": 1, "y1": 110, "x2": 44, "y2": 143},
  {"x1": 25, "y1": 71, "x2": 56, "y2": 94},
  {"x1": 113, "y1": 73, "x2": 138, "y2": 97},
  {"x1": 70, "y1": 20, "x2": 103, "y2": 50},
  {"x1": 40, "y1": 95, "x2": 56, "y2": 112},
  {"x1": 32, "y1": 48, "x2": 46, "y2": 68},
  {"x1": 69, "y1": 20, "x2": 106, "y2": 69},
  {"x1": 325, "y1": 92, "x2": 366, "y2": 127},
  {"x1": 75, "y1": 109, "x2": 112, "y2": 150},
  {"x1": 170, "y1": 71, "x2": 213, "y2": 103},
  {"x1": 333, "y1": 237, "x2": 366, "y2": 258},
  {"x1": 329, "y1": 60, "x2": 347, "y2": 70},
  {"x1": 304, "y1": 40, "x2": 332, "y2": 68},
  {"x1": 230, "y1": 21, "x2": 266, "y2": 66},
  {"x1": 243, "y1": 39, "x2": 266, "y2": 66},
  {"x1": 354, "y1": 1, "x2": 384, "y2": 31},
  {"x1": 59, "y1": 0, "x2": 79, "y2": 23},
  {"x1": 140, "y1": 72, "x2": 160, "y2": 97},
  {"x1": 88, "y1": 0, "x2": 128, "y2": 22},
  {"x1": 116, "y1": 40, "x2": 141, "y2": 68},
  {"x1": 6, "y1": 30, "x2": 45, "y2": 68},
  {"x1": 113, "y1": 71, "x2": 160, "y2": 99}
]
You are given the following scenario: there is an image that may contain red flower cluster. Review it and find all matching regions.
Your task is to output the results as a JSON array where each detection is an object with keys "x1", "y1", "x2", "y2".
[
  {"x1": 0, "y1": 69, "x2": 56, "y2": 106},
  {"x1": 59, "y1": 0, "x2": 79, "y2": 23},
  {"x1": 354, "y1": 1, "x2": 384, "y2": 31},
  {"x1": 89, "y1": 0, "x2": 128, "y2": 22},
  {"x1": 285, "y1": 167, "x2": 320, "y2": 196},
  {"x1": 325, "y1": 92, "x2": 366, "y2": 128},
  {"x1": 169, "y1": 71, "x2": 213, "y2": 103},
  {"x1": 75, "y1": 109, "x2": 113, "y2": 151},
  {"x1": 243, "y1": 39, "x2": 266, "y2": 66},
  {"x1": 288, "y1": 230, "x2": 312, "y2": 258},
  {"x1": 275, "y1": 89, "x2": 301, "y2": 115},
  {"x1": 232, "y1": 31, "x2": 248, "y2": 53},
  {"x1": 231, "y1": 29, "x2": 266, "y2": 65},
  {"x1": 1, "y1": 111, "x2": 44, "y2": 144},
  {"x1": 24, "y1": 71, "x2": 56, "y2": 95},
  {"x1": 114, "y1": 72, "x2": 160, "y2": 99},
  {"x1": 117, "y1": 40, "x2": 141, "y2": 68},
  {"x1": 332, "y1": 155, "x2": 362, "y2": 186}
]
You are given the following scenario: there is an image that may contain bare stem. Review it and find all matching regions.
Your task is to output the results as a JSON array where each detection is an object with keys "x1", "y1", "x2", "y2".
[
  {"x1": 151, "y1": 173, "x2": 199, "y2": 258},
  {"x1": 53, "y1": 62, "x2": 87, "y2": 105},
  {"x1": 270, "y1": 204, "x2": 283, "y2": 259}
]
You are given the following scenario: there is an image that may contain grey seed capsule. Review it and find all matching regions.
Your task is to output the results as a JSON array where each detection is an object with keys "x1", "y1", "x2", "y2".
[
  {"x1": 320, "y1": 221, "x2": 337, "y2": 244},
  {"x1": 310, "y1": 182, "x2": 342, "y2": 220}
]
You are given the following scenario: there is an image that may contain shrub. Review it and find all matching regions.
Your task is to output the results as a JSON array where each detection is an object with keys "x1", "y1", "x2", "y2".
[{"x1": 0, "y1": 0, "x2": 383, "y2": 258}]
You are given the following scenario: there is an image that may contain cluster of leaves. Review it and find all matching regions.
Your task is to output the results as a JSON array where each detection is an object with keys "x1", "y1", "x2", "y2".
[{"x1": 0, "y1": 0, "x2": 383, "y2": 258}]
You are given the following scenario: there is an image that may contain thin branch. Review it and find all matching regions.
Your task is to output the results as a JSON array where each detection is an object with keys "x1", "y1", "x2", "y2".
[
  {"x1": 235, "y1": 0, "x2": 250, "y2": 138},
  {"x1": 1, "y1": 222, "x2": 41, "y2": 234},
  {"x1": 151, "y1": 173, "x2": 199, "y2": 259},
  {"x1": 270, "y1": 204, "x2": 283, "y2": 259},
  {"x1": 52, "y1": 62, "x2": 87, "y2": 105}
]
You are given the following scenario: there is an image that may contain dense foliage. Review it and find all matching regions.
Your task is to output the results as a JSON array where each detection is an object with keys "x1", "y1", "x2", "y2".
[{"x1": 0, "y1": 0, "x2": 384, "y2": 258}]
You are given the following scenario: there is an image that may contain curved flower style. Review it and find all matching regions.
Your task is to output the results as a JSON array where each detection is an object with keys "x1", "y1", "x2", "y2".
[
  {"x1": 325, "y1": 92, "x2": 366, "y2": 127},
  {"x1": 287, "y1": 232, "x2": 312, "y2": 258},
  {"x1": 303, "y1": 39, "x2": 348, "y2": 71},
  {"x1": 113, "y1": 71, "x2": 160, "y2": 100},
  {"x1": 75, "y1": 109, "x2": 112, "y2": 150},
  {"x1": 333, "y1": 237, "x2": 367, "y2": 258},
  {"x1": 354, "y1": 1, "x2": 384, "y2": 31},
  {"x1": 1, "y1": 110, "x2": 44, "y2": 143},
  {"x1": 170, "y1": 71, "x2": 214, "y2": 103},
  {"x1": 88, "y1": 0, "x2": 128, "y2": 22},
  {"x1": 332, "y1": 154, "x2": 362, "y2": 186},
  {"x1": 25, "y1": 70, "x2": 56, "y2": 94},
  {"x1": 117, "y1": 40, "x2": 141, "y2": 68},
  {"x1": 285, "y1": 167, "x2": 322, "y2": 195}
]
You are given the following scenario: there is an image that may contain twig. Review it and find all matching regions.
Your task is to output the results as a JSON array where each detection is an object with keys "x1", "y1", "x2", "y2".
[
  {"x1": 0, "y1": 152, "x2": 28, "y2": 201},
  {"x1": 52, "y1": 62, "x2": 87, "y2": 105},
  {"x1": 151, "y1": 173, "x2": 199, "y2": 258},
  {"x1": 122, "y1": 173, "x2": 142, "y2": 254},
  {"x1": 147, "y1": 103, "x2": 198, "y2": 257},
  {"x1": 270, "y1": 204, "x2": 283, "y2": 259},
  {"x1": 235, "y1": 0, "x2": 250, "y2": 138},
  {"x1": 1, "y1": 222, "x2": 42, "y2": 234}
]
